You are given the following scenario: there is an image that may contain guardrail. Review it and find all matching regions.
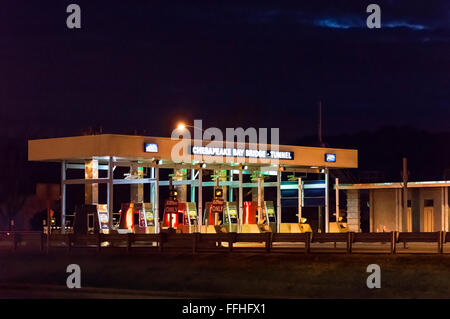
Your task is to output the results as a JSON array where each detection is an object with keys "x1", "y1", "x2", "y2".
[
  {"x1": 312, "y1": 233, "x2": 352, "y2": 253},
  {"x1": 397, "y1": 231, "x2": 442, "y2": 253},
  {"x1": 1, "y1": 231, "x2": 449, "y2": 254},
  {"x1": 272, "y1": 233, "x2": 311, "y2": 253},
  {"x1": 0, "y1": 231, "x2": 45, "y2": 252},
  {"x1": 352, "y1": 232, "x2": 396, "y2": 254}
]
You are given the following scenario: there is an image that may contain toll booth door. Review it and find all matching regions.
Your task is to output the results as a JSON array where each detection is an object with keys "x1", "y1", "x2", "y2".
[
  {"x1": 424, "y1": 207, "x2": 434, "y2": 232},
  {"x1": 407, "y1": 207, "x2": 412, "y2": 232}
]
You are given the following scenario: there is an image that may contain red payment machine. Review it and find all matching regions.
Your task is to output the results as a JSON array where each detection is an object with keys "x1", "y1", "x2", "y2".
[
  {"x1": 242, "y1": 201, "x2": 260, "y2": 233},
  {"x1": 202, "y1": 188, "x2": 225, "y2": 233},
  {"x1": 162, "y1": 188, "x2": 179, "y2": 230},
  {"x1": 243, "y1": 201, "x2": 257, "y2": 224},
  {"x1": 118, "y1": 202, "x2": 154, "y2": 233}
]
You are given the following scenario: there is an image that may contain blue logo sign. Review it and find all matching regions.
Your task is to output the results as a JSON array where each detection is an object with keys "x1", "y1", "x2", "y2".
[
  {"x1": 144, "y1": 143, "x2": 158, "y2": 153},
  {"x1": 325, "y1": 153, "x2": 336, "y2": 162}
]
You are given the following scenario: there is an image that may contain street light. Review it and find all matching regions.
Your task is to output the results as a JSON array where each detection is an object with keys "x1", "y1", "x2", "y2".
[{"x1": 176, "y1": 122, "x2": 204, "y2": 132}]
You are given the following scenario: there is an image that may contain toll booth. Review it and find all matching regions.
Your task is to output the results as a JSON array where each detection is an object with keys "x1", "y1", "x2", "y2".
[
  {"x1": 202, "y1": 202, "x2": 220, "y2": 233},
  {"x1": 224, "y1": 202, "x2": 238, "y2": 233},
  {"x1": 134, "y1": 202, "x2": 155, "y2": 233},
  {"x1": 262, "y1": 201, "x2": 277, "y2": 233},
  {"x1": 73, "y1": 204, "x2": 98, "y2": 234},
  {"x1": 118, "y1": 203, "x2": 134, "y2": 233},
  {"x1": 142, "y1": 203, "x2": 155, "y2": 233},
  {"x1": 203, "y1": 201, "x2": 237, "y2": 233},
  {"x1": 202, "y1": 188, "x2": 226, "y2": 233},
  {"x1": 162, "y1": 188, "x2": 179, "y2": 231},
  {"x1": 242, "y1": 201, "x2": 260, "y2": 233},
  {"x1": 118, "y1": 202, "x2": 155, "y2": 233},
  {"x1": 202, "y1": 202, "x2": 214, "y2": 233},
  {"x1": 329, "y1": 217, "x2": 349, "y2": 233},
  {"x1": 176, "y1": 202, "x2": 198, "y2": 233},
  {"x1": 97, "y1": 204, "x2": 109, "y2": 233}
]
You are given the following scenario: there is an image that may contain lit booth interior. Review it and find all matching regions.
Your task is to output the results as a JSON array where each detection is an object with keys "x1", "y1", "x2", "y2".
[{"x1": 28, "y1": 134, "x2": 358, "y2": 234}]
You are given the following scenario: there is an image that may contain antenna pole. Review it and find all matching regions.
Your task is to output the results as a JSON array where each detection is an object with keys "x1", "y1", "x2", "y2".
[{"x1": 318, "y1": 101, "x2": 324, "y2": 147}]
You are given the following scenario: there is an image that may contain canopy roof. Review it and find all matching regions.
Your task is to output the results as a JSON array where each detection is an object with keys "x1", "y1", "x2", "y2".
[{"x1": 28, "y1": 134, "x2": 358, "y2": 170}]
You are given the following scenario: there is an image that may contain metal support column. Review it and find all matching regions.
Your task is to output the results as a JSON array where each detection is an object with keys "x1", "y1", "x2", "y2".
[
  {"x1": 395, "y1": 188, "x2": 401, "y2": 231},
  {"x1": 154, "y1": 167, "x2": 160, "y2": 233},
  {"x1": 107, "y1": 157, "x2": 114, "y2": 230},
  {"x1": 150, "y1": 167, "x2": 155, "y2": 205},
  {"x1": 298, "y1": 177, "x2": 302, "y2": 223},
  {"x1": 325, "y1": 168, "x2": 329, "y2": 233},
  {"x1": 61, "y1": 160, "x2": 66, "y2": 234},
  {"x1": 335, "y1": 178, "x2": 340, "y2": 221},
  {"x1": 276, "y1": 169, "x2": 281, "y2": 233},
  {"x1": 214, "y1": 176, "x2": 219, "y2": 226},
  {"x1": 239, "y1": 169, "x2": 243, "y2": 232},
  {"x1": 190, "y1": 169, "x2": 195, "y2": 203},
  {"x1": 402, "y1": 157, "x2": 408, "y2": 232},
  {"x1": 229, "y1": 172, "x2": 233, "y2": 202},
  {"x1": 445, "y1": 187, "x2": 449, "y2": 232},
  {"x1": 198, "y1": 168, "x2": 203, "y2": 232},
  {"x1": 442, "y1": 186, "x2": 449, "y2": 232},
  {"x1": 257, "y1": 177, "x2": 262, "y2": 221}
]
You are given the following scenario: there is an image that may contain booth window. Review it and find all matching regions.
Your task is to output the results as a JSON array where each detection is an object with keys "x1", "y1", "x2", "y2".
[{"x1": 424, "y1": 199, "x2": 434, "y2": 207}]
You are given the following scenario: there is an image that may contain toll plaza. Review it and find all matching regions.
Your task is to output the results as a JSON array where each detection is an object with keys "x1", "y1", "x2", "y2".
[{"x1": 28, "y1": 134, "x2": 358, "y2": 234}]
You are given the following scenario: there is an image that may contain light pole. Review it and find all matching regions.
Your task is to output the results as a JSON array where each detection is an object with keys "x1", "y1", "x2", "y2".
[
  {"x1": 176, "y1": 123, "x2": 205, "y2": 134},
  {"x1": 175, "y1": 122, "x2": 205, "y2": 232}
]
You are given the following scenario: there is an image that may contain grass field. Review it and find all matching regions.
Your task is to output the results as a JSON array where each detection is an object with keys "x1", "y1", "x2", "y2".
[{"x1": 2, "y1": 251, "x2": 450, "y2": 298}]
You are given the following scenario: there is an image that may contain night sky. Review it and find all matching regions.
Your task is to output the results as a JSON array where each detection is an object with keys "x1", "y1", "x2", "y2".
[{"x1": 1, "y1": 1, "x2": 449, "y2": 145}]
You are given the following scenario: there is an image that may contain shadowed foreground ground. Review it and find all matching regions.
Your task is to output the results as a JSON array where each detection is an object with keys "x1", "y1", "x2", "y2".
[{"x1": 1, "y1": 251, "x2": 450, "y2": 298}]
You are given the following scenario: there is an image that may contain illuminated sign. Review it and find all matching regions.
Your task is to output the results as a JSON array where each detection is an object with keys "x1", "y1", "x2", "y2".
[
  {"x1": 211, "y1": 198, "x2": 224, "y2": 213},
  {"x1": 190, "y1": 146, "x2": 294, "y2": 160},
  {"x1": 164, "y1": 199, "x2": 178, "y2": 214},
  {"x1": 325, "y1": 153, "x2": 336, "y2": 162},
  {"x1": 214, "y1": 188, "x2": 223, "y2": 198},
  {"x1": 169, "y1": 189, "x2": 178, "y2": 199},
  {"x1": 144, "y1": 143, "x2": 158, "y2": 153}
]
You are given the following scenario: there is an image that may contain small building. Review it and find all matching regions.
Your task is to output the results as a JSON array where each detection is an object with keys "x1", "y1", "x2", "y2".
[{"x1": 340, "y1": 182, "x2": 450, "y2": 232}]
